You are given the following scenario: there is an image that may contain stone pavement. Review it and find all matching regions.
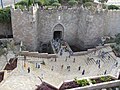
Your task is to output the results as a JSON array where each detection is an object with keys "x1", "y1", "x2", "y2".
[
  {"x1": 0, "y1": 46, "x2": 119, "y2": 89},
  {"x1": 0, "y1": 60, "x2": 40, "y2": 90},
  {"x1": 0, "y1": 51, "x2": 15, "y2": 70},
  {"x1": 26, "y1": 46, "x2": 119, "y2": 87}
]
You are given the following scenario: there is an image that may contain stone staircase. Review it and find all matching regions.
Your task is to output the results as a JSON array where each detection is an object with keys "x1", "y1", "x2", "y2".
[{"x1": 50, "y1": 40, "x2": 73, "y2": 57}]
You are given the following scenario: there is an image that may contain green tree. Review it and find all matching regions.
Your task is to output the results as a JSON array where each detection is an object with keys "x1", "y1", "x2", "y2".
[
  {"x1": 52, "y1": 2, "x2": 61, "y2": 7},
  {"x1": 82, "y1": 0, "x2": 93, "y2": 3},
  {"x1": 115, "y1": 33, "x2": 120, "y2": 44},
  {"x1": 99, "y1": 0, "x2": 108, "y2": 3},
  {"x1": 83, "y1": 2, "x2": 93, "y2": 7},
  {"x1": 39, "y1": 0, "x2": 50, "y2": 5},
  {"x1": 108, "y1": 5, "x2": 119, "y2": 10},
  {"x1": 68, "y1": 0, "x2": 78, "y2": 6},
  {"x1": 49, "y1": 0, "x2": 60, "y2": 5}
]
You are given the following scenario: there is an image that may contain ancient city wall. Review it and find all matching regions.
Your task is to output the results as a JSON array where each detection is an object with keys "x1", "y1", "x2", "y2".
[
  {"x1": 11, "y1": 6, "x2": 38, "y2": 51},
  {"x1": 0, "y1": 23, "x2": 12, "y2": 38},
  {"x1": 37, "y1": 8, "x2": 79, "y2": 46},
  {"x1": 107, "y1": 10, "x2": 120, "y2": 36},
  {"x1": 10, "y1": 5, "x2": 120, "y2": 51},
  {"x1": 77, "y1": 8, "x2": 106, "y2": 48}
]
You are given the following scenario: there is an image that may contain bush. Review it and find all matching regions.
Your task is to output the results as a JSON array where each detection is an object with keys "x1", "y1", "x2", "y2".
[
  {"x1": 115, "y1": 33, "x2": 120, "y2": 44},
  {"x1": 0, "y1": 7, "x2": 11, "y2": 23},
  {"x1": 68, "y1": 0, "x2": 78, "y2": 6},
  {"x1": 91, "y1": 80, "x2": 96, "y2": 84},
  {"x1": 99, "y1": 0, "x2": 108, "y2": 3},
  {"x1": 15, "y1": 5, "x2": 25, "y2": 11},
  {"x1": 108, "y1": 5, "x2": 119, "y2": 10},
  {"x1": 52, "y1": 2, "x2": 61, "y2": 7},
  {"x1": 15, "y1": 0, "x2": 28, "y2": 6},
  {"x1": 100, "y1": 76, "x2": 112, "y2": 82},
  {"x1": 82, "y1": 0, "x2": 94, "y2": 3},
  {"x1": 49, "y1": 0, "x2": 59, "y2": 5},
  {"x1": 41, "y1": 60, "x2": 45, "y2": 65},
  {"x1": 74, "y1": 78, "x2": 89, "y2": 86},
  {"x1": 104, "y1": 37, "x2": 115, "y2": 44},
  {"x1": 83, "y1": 2, "x2": 93, "y2": 7}
]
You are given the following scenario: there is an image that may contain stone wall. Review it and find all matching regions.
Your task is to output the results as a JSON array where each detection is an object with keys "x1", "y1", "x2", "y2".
[
  {"x1": 37, "y1": 8, "x2": 78, "y2": 46},
  {"x1": 11, "y1": 6, "x2": 38, "y2": 51},
  {"x1": 10, "y1": 5, "x2": 120, "y2": 51},
  {"x1": 107, "y1": 10, "x2": 120, "y2": 36},
  {"x1": 0, "y1": 23, "x2": 12, "y2": 38}
]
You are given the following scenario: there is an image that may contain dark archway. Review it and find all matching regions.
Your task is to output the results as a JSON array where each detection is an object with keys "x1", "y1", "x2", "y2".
[
  {"x1": 53, "y1": 24, "x2": 64, "y2": 40},
  {"x1": 53, "y1": 31, "x2": 62, "y2": 40}
]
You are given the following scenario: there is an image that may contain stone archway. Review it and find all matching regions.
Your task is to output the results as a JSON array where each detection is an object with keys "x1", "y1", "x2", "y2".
[{"x1": 53, "y1": 24, "x2": 64, "y2": 40}]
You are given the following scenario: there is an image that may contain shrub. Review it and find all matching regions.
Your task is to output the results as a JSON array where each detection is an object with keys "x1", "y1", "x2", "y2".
[
  {"x1": 82, "y1": 0, "x2": 94, "y2": 3},
  {"x1": 41, "y1": 60, "x2": 45, "y2": 65},
  {"x1": 108, "y1": 5, "x2": 119, "y2": 10},
  {"x1": 0, "y1": 7, "x2": 11, "y2": 23},
  {"x1": 68, "y1": 0, "x2": 78, "y2": 6},
  {"x1": 15, "y1": 0, "x2": 28, "y2": 6},
  {"x1": 115, "y1": 33, "x2": 120, "y2": 44},
  {"x1": 52, "y1": 2, "x2": 61, "y2": 7},
  {"x1": 100, "y1": 76, "x2": 112, "y2": 82},
  {"x1": 91, "y1": 80, "x2": 96, "y2": 84},
  {"x1": 74, "y1": 78, "x2": 89, "y2": 86},
  {"x1": 83, "y1": 2, "x2": 93, "y2": 7}
]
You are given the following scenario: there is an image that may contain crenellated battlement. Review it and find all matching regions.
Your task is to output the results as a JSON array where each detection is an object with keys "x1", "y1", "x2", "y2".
[
  {"x1": 10, "y1": 4, "x2": 38, "y2": 15},
  {"x1": 10, "y1": 4, "x2": 120, "y2": 51}
]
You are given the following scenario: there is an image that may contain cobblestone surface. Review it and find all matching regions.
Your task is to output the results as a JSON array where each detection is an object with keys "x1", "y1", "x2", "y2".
[{"x1": 0, "y1": 46, "x2": 119, "y2": 89}]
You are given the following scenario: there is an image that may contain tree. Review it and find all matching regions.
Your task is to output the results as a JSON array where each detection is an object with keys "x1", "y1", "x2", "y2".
[
  {"x1": 83, "y1": 2, "x2": 93, "y2": 7},
  {"x1": 39, "y1": 0, "x2": 49, "y2": 6},
  {"x1": 108, "y1": 5, "x2": 119, "y2": 10},
  {"x1": 68, "y1": 0, "x2": 78, "y2": 6},
  {"x1": 99, "y1": 0, "x2": 108, "y2": 3},
  {"x1": 52, "y1": 2, "x2": 61, "y2": 7},
  {"x1": 0, "y1": 0, "x2": 3, "y2": 8},
  {"x1": 82, "y1": 0, "x2": 93, "y2": 3}
]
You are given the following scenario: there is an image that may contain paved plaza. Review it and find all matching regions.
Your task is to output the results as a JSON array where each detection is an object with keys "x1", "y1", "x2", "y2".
[{"x1": 0, "y1": 46, "x2": 119, "y2": 90}]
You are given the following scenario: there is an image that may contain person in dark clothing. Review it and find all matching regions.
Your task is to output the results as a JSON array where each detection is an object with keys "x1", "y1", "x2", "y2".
[
  {"x1": 104, "y1": 70, "x2": 107, "y2": 75},
  {"x1": 28, "y1": 67, "x2": 30, "y2": 73},
  {"x1": 73, "y1": 58, "x2": 75, "y2": 63},
  {"x1": 82, "y1": 70, "x2": 85, "y2": 75},
  {"x1": 78, "y1": 66, "x2": 81, "y2": 71}
]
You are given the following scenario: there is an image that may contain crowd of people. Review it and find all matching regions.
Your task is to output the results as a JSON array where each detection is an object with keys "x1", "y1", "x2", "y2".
[{"x1": 52, "y1": 38, "x2": 73, "y2": 56}]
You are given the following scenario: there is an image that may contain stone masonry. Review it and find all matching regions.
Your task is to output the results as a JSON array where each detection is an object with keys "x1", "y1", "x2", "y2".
[{"x1": 10, "y1": 5, "x2": 120, "y2": 51}]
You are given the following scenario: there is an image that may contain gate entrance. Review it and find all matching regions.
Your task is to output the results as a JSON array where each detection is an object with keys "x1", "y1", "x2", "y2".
[
  {"x1": 53, "y1": 31, "x2": 62, "y2": 40},
  {"x1": 53, "y1": 24, "x2": 64, "y2": 40}
]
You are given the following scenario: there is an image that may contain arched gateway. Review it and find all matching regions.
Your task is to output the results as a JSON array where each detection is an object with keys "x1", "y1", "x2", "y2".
[{"x1": 53, "y1": 24, "x2": 64, "y2": 40}]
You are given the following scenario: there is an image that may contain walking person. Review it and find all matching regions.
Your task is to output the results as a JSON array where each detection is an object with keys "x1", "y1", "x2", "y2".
[
  {"x1": 98, "y1": 64, "x2": 100, "y2": 69},
  {"x1": 115, "y1": 62, "x2": 118, "y2": 67},
  {"x1": 55, "y1": 58, "x2": 57, "y2": 62},
  {"x1": 78, "y1": 66, "x2": 81, "y2": 71},
  {"x1": 108, "y1": 56, "x2": 110, "y2": 60},
  {"x1": 61, "y1": 65, "x2": 64, "y2": 69},
  {"x1": 73, "y1": 58, "x2": 75, "y2": 63},
  {"x1": 82, "y1": 70, "x2": 85, "y2": 75},
  {"x1": 65, "y1": 57, "x2": 67, "y2": 61},
  {"x1": 51, "y1": 66, "x2": 54, "y2": 71},
  {"x1": 28, "y1": 67, "x2": 30, "y2": 73},
  {"x1": 104, "y1": 70, "x2": 107, "y2": 75}
]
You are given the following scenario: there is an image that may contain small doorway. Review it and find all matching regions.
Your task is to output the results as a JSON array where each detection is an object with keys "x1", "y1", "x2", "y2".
[{"x1": 53, "y1": 31, "x2": 62, "y2": 40}]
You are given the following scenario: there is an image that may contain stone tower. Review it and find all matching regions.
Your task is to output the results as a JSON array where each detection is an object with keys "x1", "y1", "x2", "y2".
[{"x1": 10, "y1": 5, "x2": 120, "y2": 52}]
